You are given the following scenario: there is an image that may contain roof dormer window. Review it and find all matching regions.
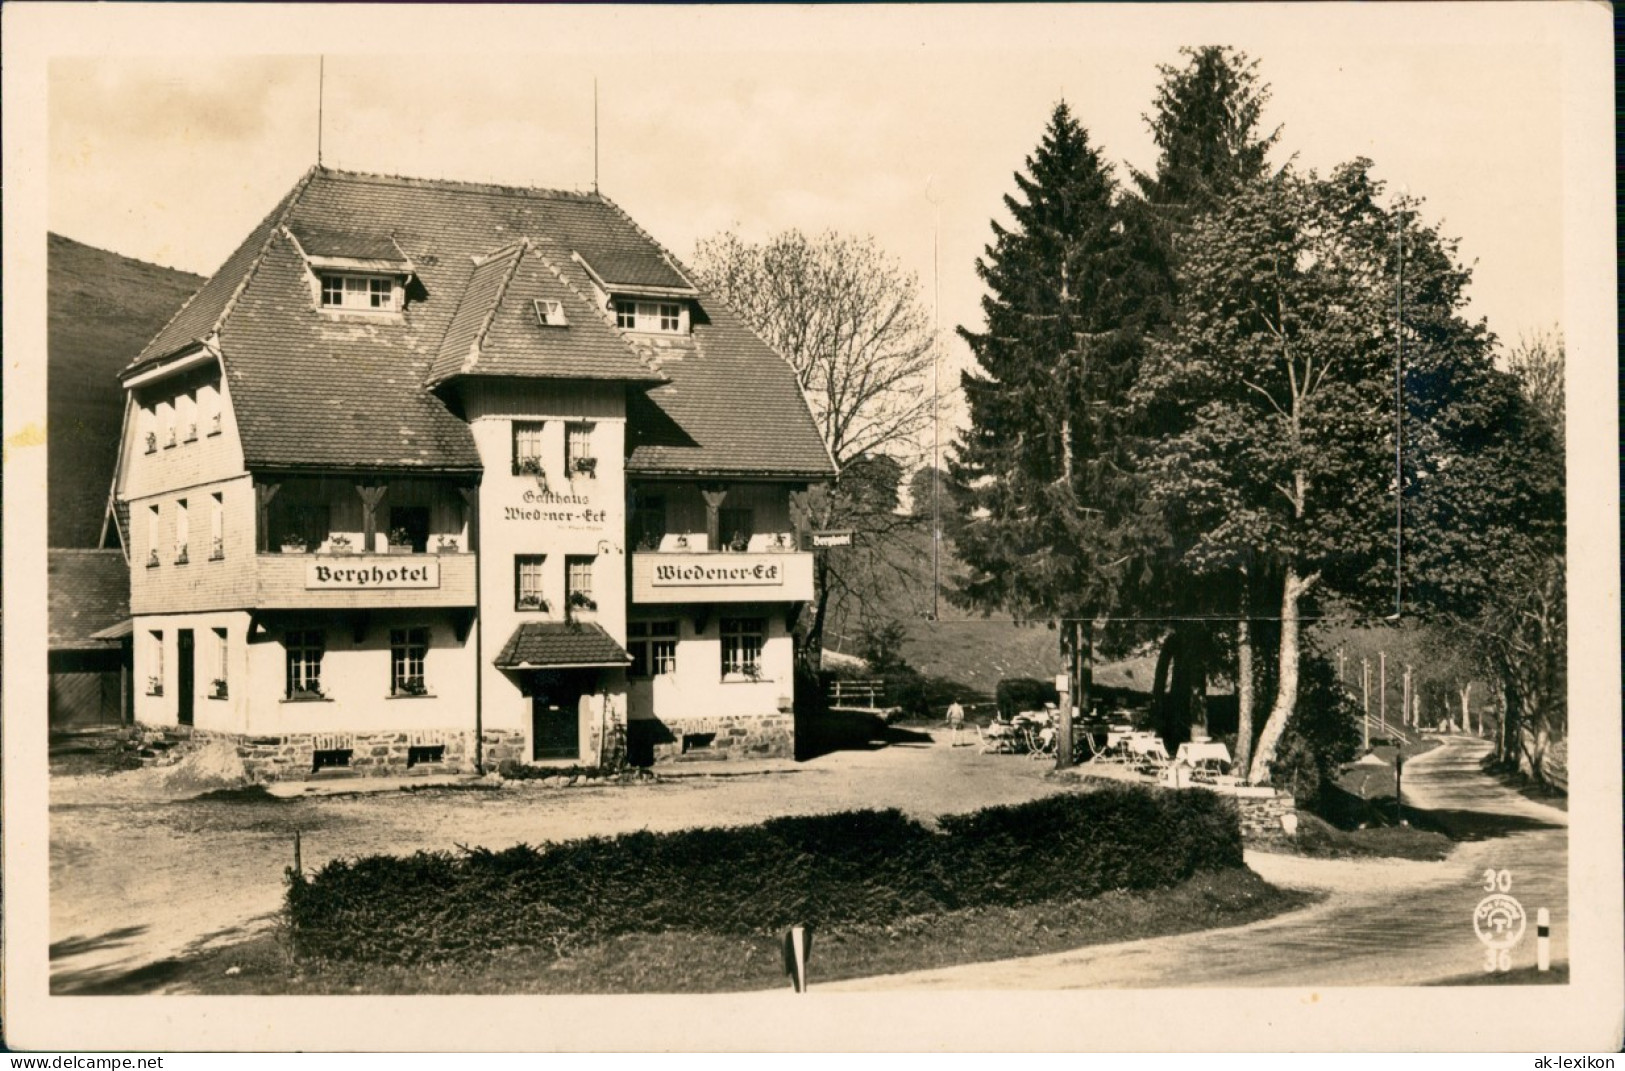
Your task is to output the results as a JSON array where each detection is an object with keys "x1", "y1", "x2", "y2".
[
  {"x1": 613, "y1": 298, "x2": 686, "y2": 334},
  {"x1": 320, "y1": 273, "x2": 398, "y2": 313}
]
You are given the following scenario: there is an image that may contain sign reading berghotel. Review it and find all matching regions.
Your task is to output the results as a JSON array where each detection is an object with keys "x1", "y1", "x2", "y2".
[
  {"x1": 306, "y1": 560, "x2": 441, "y2": 589},
  {"x1": 651, "y1": 560, "x2": 784, "y2": 587}
]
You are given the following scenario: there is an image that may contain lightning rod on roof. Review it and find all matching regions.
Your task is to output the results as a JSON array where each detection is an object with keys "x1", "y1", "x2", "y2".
[
  {"x1": 593, "y1": 78, "x2": 600, "y2": 194},
  {"x1": 317, "y1": 56, "x2": 325, "y2": 166}
]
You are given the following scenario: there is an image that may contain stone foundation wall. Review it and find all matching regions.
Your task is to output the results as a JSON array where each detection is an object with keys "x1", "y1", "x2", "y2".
[
  {"x1": 647, "y1": 712, "x2": 794, "y2": 763},
  {"x1": 235, "y1": 728, "x2": 478, "y2": 782},
  {"x1": 480, "y1": 729, "x2": 528, "y2": 770}
]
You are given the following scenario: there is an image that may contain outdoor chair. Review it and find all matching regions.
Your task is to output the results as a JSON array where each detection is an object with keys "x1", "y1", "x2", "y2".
[{"x1": 1027, "y1": 726, "x2": 1057, "y2": 760}]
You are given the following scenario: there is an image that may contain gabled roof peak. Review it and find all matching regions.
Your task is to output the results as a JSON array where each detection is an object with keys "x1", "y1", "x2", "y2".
[{"x1": 315, "y1": 165, "x2": 604, "y2": 204}]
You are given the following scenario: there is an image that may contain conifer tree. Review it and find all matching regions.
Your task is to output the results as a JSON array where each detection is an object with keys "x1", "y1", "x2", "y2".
[{"x1": 950, "y1": 103, "x2": 1165, "y2": 760}]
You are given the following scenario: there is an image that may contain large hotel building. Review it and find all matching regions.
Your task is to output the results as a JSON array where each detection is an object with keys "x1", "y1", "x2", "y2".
[{"x1": 112, "y1": 167, "x2": 836, "y2": 779}]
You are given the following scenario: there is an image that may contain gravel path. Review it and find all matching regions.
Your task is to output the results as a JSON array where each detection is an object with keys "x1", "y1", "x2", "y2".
[
  {"x1": 828, "y1": 734, "x2": 1568, "y2": 990},
  {"x1": 50, "y1": 733, "x2": 1067, "y2": 993}
]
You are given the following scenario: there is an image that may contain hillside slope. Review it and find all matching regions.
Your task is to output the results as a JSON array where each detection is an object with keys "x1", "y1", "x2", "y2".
[{"x1": 49, "y1": 234, "x2": 204, "y2": 547}]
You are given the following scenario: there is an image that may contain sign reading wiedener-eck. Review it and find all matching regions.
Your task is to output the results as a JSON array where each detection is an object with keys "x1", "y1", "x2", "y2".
[
  {"x1": 651, "y1": 561, "x2": 784, "y2": 587},
  {"x1": 306, "y1": 561, "x2": 441, "y2": 589}
]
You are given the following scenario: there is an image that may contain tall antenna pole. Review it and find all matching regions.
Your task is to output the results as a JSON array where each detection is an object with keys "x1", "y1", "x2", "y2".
[
  {"x1": 593, "y1": 78, "x2": 599, "y2": 193},
  {"x1": 1393, "y1": 192, "x2": 1406, "y2": 618},
  {"x1": 317, "y1": 56, "x2": 325, "y2": 165},
  {"x1": 927, "y1": 181, "x2": 942, "y2": 622}
]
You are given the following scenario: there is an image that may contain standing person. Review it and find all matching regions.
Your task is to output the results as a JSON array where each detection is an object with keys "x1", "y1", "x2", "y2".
[{"x1": 946, "y1": 699, "x2": 965, "y2": 747}]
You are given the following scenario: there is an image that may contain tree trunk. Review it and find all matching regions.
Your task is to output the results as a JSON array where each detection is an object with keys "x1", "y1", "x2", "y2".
[
  {"x1": 1246, "y1": 565, "x2": 1315, "y2": 785},
  {"x1": 1235, "y1": 611, "x2": 1255, "y2": 773},
  {"x1": 1152, "y1": 630, "x2": 1176, "y2": 728},
  {"x1": 1459, "y1": 682, "x2": 1473, "y2": 735}
]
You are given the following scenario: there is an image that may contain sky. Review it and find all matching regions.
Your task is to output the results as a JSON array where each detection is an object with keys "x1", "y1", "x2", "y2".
[{"x1": 43, "y1": 4, "x2": 1577, "y2": 440}]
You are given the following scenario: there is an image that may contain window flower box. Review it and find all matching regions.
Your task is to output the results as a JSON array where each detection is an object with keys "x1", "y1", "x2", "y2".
[
  {"x1": 516, "y1": 594, "x2": 548, "y2": 612},
  {"x1": 571, "y1": 456, "x2": 597, "y2": 479},
  {"x1": 165, "y1": 430, "x2": 176, "y2": 448},
  {"x1": 145, "y1": 432, "x2": 158, "y2": 454},
  {"x1": 147, "y1": 549, "x2": 161, "y2": 568},
  {"x1": 395, "y1": 676, "x2": 428, "y2": 697},
  {"x1": 727, "y1": 533, "x2": 750, "y2": 553},
  {"x1": 209, "y1": 412, "x2": 223, "y2": 435},
  {"x1": 209, "y1": 678, "x2": 229, "y2": 700},
  {"x1": 388, "y1": 527, "x2": 414, "y2": 553},
  {"x1": 174, "y1": 544, "x2": 190, "y2": 565},
  {"x1": 209, "y1": 536, "x2": 225, "y2": 561},
  {"x1": 279, "y1": 537, "x2": 308, "y2": 555},
  {"x1": 146, "y1": 676, "x2": 164, "y2": 697},
  {"x1": 327, "y1": 535, "x2": 353, "y2": 554},
  {"x1": 436, "y1": 535, "x2": 460, "y2": 553},
  {"x1": 184, "y1": 423, "x2": 198, "y2": 443},
  {"x1": 568, "y1": 590, "x2": 597, "y2": 612},
  {"x1": 288, "y1": 684, "x2": 325, "y2": 701}
]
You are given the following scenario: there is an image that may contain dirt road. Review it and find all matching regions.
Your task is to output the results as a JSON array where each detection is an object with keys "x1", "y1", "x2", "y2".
[
  {"x1": 829, "y1": 734, "x2": 1568, "y2": 990},
  {"x1": 50, "y1": 734, "x2": 1064, "y2": 993}
]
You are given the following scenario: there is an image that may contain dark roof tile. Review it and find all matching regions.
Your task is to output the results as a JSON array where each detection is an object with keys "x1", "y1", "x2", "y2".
[
  {"x1": 494, "y1": 622, "x2": 631, "y2": 668},
  {"x1": 48, "y1": 550, "x2": 131, "y2": 649}
]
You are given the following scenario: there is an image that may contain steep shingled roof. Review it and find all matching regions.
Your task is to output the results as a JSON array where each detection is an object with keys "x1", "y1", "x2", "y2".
[
  {"x1": 48, "y1": 550, "x2": 131, "y2": 650},
  {"x1": 129, "y1": 168, "x2": 835, "y2": 479},
  {"x1": 494, "y1": 622, "x2": 632, "y2": 668}
]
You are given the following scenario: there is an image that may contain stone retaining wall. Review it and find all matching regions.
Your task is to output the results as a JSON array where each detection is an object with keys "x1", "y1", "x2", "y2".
[
  {"x1": 234, "y1": 728, "x2": 479, "y2": 781},
  {"x1": 646, "y1": 712, "x2": 794, "y2": 763},
  {"x1": 1232, "y1": 789, "x2": 1297, "y2": 840}
]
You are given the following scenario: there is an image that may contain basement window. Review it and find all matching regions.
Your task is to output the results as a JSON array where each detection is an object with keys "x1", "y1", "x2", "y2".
[
  {"x1": 407, "y1": 745, "x2": 446, "y2": 768},
  {"x1": 682, "y1": 732, "x2": 716, "y2": 754},
  {"x1": 312, "y1": 748, "x2": 352, "y2": 772}
]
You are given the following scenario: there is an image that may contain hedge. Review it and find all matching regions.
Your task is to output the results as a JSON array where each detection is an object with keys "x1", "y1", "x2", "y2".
[{"x1": 284, "y1": 784, "x2": 1243, "y2": 966}]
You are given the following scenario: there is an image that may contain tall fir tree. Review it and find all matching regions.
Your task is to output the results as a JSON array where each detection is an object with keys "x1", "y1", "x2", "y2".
[
  {"x1": 1127, "y1": 46, "x2": 1280, "y2": 758},
  {"x1": 950, "y1": 103, "x2": 1166, "y2": 757}
]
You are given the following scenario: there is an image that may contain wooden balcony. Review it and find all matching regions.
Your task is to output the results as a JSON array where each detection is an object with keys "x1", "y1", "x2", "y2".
[
  {"x1": 630, "y1": 550, "x2": 814, "y2": 605},
  {"x1": 255, "y1": 551, "x2": 477, "y2": 610}
]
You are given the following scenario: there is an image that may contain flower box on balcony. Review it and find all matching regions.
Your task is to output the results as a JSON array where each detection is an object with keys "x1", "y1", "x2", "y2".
[
  {"x1": 387, "y1": 527, "x2": 414, "y2": 554},
  {"x1": 436, "y1": 535, "x2": 460, "y2": 553},
  {"x1": 279, "y1": 538, "x2": 308, "y2": 555},
  {"x1": 515, "y1": 594, "x2": 548, "y2": 612},
  {"x1": 327, "y1": 535, "x2": 354, "y2": 554},
  {"x1": 571, "y1": 456, "x2": 597, "y2": 479}
]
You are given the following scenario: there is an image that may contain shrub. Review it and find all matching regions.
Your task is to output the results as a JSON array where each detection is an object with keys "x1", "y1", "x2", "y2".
[
  {"x1": 284, "y1": 786, "x2": 1243, "y2": 966},
  {"x1": 995, "y1": 677, "x2": 1060, "y2": 720}
]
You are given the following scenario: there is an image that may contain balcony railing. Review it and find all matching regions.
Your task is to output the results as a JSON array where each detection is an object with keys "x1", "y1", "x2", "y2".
[
  {"x1": 256, "y1": 551, "x2": 477, "y2": 609},
  {"x1": 630, "y1": 550, "x2": 814, "y2": 605}
]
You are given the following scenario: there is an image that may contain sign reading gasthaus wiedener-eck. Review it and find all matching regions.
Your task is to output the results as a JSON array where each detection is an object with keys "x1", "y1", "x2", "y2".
[
  {"x1": 305, "y1": 561, "x2": 441, "y2": 589},
  {"x1": 502, "y1": 489, "x2": 609, "y2": 527},
  {"x1": 652, "y1": 561, "x2": 784, "y2": 587}
]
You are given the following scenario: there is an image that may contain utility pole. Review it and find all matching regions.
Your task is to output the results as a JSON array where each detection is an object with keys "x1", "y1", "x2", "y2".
[
  {"x1": 1379, "y1": 650, "x2": 1388, "y2": 737},
  {"x1": 1402, "y1": 664, "x2": 1413, "y2": 731},
  {"x1": 1361, "y1": 657, "x2": 1371, "y2": 749}
]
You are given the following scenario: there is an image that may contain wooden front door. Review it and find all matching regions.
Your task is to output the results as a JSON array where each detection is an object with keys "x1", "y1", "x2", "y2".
[
  {"x1": 530, "y1": 670, "x2": 594, "y2": 760},
  {"x1": 177, "y1": 629, "x2": 195, "y2": 727}
]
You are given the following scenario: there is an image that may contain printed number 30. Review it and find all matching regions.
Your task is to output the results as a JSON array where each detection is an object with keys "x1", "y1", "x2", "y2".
[
  {"x1": 1482, "y1": 869, "x2": 1512, "y2": 892},
  {"x1": 1484, "y1": 948, "x2": 1512, "y2": 972}
]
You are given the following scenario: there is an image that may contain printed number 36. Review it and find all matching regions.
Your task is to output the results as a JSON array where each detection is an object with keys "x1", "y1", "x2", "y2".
[
  {"x1": 1482, "y1": 869, "x2": 1512, "y2": 892},
  {"x1": 1484, "y1": 948, "x2": 1512, "y2": 972}
]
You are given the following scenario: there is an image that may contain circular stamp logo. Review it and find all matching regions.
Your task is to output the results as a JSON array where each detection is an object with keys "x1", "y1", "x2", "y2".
[{"x1": 1473, "y1": 893, "x2": 1527, "y2": 950}]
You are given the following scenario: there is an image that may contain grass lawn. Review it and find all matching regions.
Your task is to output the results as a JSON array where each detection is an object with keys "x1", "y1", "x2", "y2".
[
  {"x1": 176, "y1": 867, "x2": 1311, "y2": 995},
  {"x1": 1277, "y1": 812, "x2": 1454, "y2": 862}
]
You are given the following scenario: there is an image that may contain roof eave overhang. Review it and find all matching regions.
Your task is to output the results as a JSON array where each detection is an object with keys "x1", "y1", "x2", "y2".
[
  {"x1": 306, "y1": 254, "x2": 416, "y2": 275},
  {"x1": 121, "y1": 342, "x2": 217, "y2": 389},
  {"x1": 497, "y1": 659, "x2": 633, "y2": 670},
  {"x1": 245, "y1": 462, "x2": 484, "y2": 479},
  {"x1": 625, "y1": 465, "x2": 836, "y2": 482}
]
